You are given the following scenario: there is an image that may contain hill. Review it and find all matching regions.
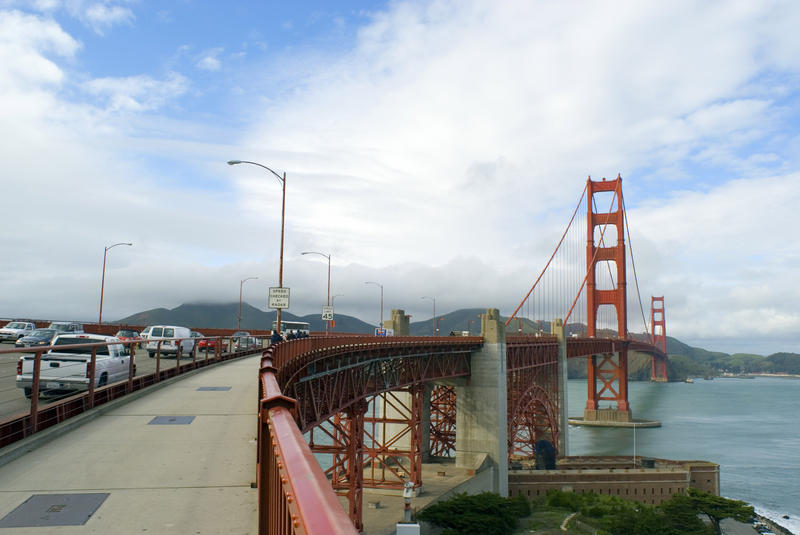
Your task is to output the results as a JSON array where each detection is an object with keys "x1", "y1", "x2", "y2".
[{"x1": 117, "y1": 302, "x2": 374, "y2": 333}]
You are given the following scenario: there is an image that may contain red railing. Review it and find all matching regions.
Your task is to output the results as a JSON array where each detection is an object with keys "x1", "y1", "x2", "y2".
[{"x1": 258, "y1": 348, "x2": 357, "y2": 535}]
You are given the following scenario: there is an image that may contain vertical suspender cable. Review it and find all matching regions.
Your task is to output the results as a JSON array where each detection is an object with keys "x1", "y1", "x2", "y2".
[{"x1": 621, "y1": 194, "x2": 650, "y2": 340}]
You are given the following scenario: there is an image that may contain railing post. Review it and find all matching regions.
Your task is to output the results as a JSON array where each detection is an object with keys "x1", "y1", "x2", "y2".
[
  {"x1": 156, "y1": 341, "x2": 162, "y2": 381},
  {"x1": 29, "y1": 350, "x2": 43, "y2": 436},
  {"x1": 87, "y1": 346, "x2": 98, "y2": 409},
  {"x1": 128, "y1": 343, "x2": 135, "y2": 393}
]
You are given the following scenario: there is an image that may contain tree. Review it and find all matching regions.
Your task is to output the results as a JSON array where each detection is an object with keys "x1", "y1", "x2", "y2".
[
  {"x1": 659, "y1": 495, "x2": 713, "y2": 534},
  {"x1": 416, "y1": 492, "x2": 530, "y2": 535},
  {"x1": 685, "y1": 489, "x2": 754, "y2": 535}
]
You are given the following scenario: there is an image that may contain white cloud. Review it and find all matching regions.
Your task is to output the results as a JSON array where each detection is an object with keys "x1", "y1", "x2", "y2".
[
  {"x1": 3, "y1": 2, "x2": 800, "y2": 356},
  {"x1": 84, "y1": 72, "x2": 188, "y2": 111},
  {"x1": 196, "y1": 48, "x2": 223, "y2": 71},
  {"x1": 0, "y1": 9, "x2": 80, "y2": 90},
  {"x1": 83, "y1": 3, "x2": 133, "y2": 34}
]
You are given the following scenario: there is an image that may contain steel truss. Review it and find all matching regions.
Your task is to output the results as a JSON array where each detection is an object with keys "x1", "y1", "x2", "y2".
[
  {"x1": 586, "y1": 350, "x2": 629, "y2": 411},
  {"x1": 506, "y1": 338, "x2": 560, "y2": 459},
  {"x1": 429, "y1": 385, "x2": 456, "y2": 457},
  {"x1": 280, "y1": 342, "x2": 477, "y2": 433}
]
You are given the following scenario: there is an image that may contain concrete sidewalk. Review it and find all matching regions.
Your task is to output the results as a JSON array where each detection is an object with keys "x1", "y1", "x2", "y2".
[{"x1": 0, "y1": 355, "x2": 260, "y2": 534}]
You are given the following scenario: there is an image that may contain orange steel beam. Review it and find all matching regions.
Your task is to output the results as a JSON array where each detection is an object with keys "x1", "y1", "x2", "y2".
[
  {"x1": 585, "y1": 175, "x2": 629, "y2": 414},
  {"x1": 429, "y1": 385, "x2": 456, "y2": 457},
  {"x1": 650, "y1": 296, "x2": 668, "y2": 381}
]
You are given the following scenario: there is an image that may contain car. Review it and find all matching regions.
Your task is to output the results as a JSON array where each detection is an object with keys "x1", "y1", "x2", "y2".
[
  {"x1": 47, "y1": 321, "x2": 84, "y2": 334},
  {"x1": 234, "y1": 336, "x2": 261, "y2": 352},
  {"x1": 115, "y1": 329, "x2": 143, "y2": 348},
  {"x1": 230, "y1": 330, "x2": 250, "y2": 348},
  {"x1": 15, "y1": 328, "x2": 58, "y2": 348},
  {"x1": 139, "y1": 326, "x2": 154, "y2": 342},
  {"x1": 0, "y1": 321, "x2": 36, "y2": 342},
  {"x1": 16, "y1": 334, "x2": 133, "y2": 397},
  {"x1": 197, "y1": 336, "x2": 223, "y2": 352},
  {"x1": 145, "y1": 325, "x2": 194, "y2": 358}
]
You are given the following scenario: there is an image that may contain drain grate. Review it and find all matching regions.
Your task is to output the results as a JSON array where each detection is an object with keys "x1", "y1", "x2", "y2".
[
  {"x1": 197, "y1": 386, "x2": 231, "y2": 391},
  {"x1": 148, "y1": 416, "x2": 195, "y2": 425},
  {"x1": 0, "y1": 493, "x2": 109, "y2": 527}
]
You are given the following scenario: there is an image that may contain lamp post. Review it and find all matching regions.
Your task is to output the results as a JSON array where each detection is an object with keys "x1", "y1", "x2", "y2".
[
  {"x1": 98, "y1": 242, "x2": 132, "y2": 325},
  {"x1": 238, "y1": 277, "x2": 259, "y2": 330},
  {"x1": 302, "y1": 251, "x2": 331, "y2": 334},
  {"x1": 364, "y1": 281, "x2": 383, "y2": 329},
  {"x1": 421, "y1": 296, "x2": 436, "y2": 336},
  {"x1": 331, "y1": 294, "x2": 343, "y2": 332},
  {"x1": 466, "y1": 318, "x2": 475, "y2": 335},
  {"x1": 227, "y1": 160, "x2": 286, "y2": 333}
]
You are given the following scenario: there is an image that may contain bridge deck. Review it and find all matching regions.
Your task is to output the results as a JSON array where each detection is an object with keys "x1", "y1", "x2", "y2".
[{"x1": 0, "y1": 355, "x2": 259, "y2": 534}]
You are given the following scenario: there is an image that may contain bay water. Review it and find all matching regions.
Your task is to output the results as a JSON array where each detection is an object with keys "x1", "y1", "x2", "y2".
[{"x1": 566, "y1": 377, "x2": 800, "y2": 533}]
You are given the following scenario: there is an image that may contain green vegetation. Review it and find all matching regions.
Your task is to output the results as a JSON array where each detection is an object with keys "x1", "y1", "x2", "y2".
[
  {"x1": 522, "y1": 489, "x2": 754, "y2": 535},
  {"x1": 416, "y1": 492, "x2": 530, "y2": 535}
]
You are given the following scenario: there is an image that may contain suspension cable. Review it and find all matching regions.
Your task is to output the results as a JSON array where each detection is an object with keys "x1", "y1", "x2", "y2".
[
  {"x1": 564, "y1": 186, "x2": 619, "y2": 325},
  {"x1": 505, "y1": 182, "x2": 588, "y2": 326},
  {"x1": 621, "y1": 193, "x2": 651, "y2": 341}
]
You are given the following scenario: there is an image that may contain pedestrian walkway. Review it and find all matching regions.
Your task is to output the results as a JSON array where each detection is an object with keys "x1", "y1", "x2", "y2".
[{"x1": 0, "y1": 355, "x2": 260, "y2": 534}]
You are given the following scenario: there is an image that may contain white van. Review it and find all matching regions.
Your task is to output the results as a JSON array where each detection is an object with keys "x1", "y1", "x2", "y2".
[{"x1": 145, "y1": 325, "x2": 193, "y2": 358}]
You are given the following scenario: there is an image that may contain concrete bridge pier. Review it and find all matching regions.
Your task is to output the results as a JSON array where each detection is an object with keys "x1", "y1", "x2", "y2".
[{"x1": 455, "y1": 308, "x2": 508, "y2": 496}]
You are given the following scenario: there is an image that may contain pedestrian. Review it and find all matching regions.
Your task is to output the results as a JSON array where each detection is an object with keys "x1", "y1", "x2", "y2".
[{"x1": 270, "y1": 330, "x2": 282, "y2": 345}]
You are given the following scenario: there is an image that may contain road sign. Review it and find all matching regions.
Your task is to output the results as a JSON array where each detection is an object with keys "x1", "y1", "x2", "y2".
[
  {"x1": 322, "y1": 306, "x2": 334, "y2": 321},
  {"x1": 375, "y1": 328, "x2": 387, "y2": 336},
  {"x1": 268, "y1": 287, "x2": 290, "y2": 309}
]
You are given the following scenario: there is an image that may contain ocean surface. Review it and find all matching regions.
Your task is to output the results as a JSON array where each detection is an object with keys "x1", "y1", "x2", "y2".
[{"x1": 566, "y1": 377, "x2": 800, "y2": 534}]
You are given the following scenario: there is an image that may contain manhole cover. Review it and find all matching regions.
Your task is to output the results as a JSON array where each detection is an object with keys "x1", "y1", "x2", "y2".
[
  {"x1": 0, "y1": 493, "x2": 109, "y2": 527},
  {"x1": 148, "y1": 416, "x2": 195, "y2": 425}
]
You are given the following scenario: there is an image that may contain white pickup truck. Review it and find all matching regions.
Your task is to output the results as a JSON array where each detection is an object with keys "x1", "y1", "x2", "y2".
[
  {"x1": 0, "y1": 321, "x2": 36, "y2": 342},
  {"x1": 16, "y1": 334, "x2": 134, "y2": 398}
]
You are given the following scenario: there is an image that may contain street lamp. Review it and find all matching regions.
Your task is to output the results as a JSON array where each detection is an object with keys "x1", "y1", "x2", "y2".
[
  {"x1": 421, "y1": 296, "x2": 436, "y2": 336},
  {"x1": 227, "y1": 159, "x2": 286, "y2": 333},
  {"x1": 238, "y1": 277, "x2": 259, "y2": 330},
  {"x1": 98, "y1": 242, "x2": 132, "y2": 325},
  {"x1": 302, "y1": 251, "x2": 331, "y2": 334},
  {"x1": 466, "y1": 318, "x2": 475, "y2": 335},
  {"x1": 364, "y1": 281, "x2": 384, "y2": 329}
]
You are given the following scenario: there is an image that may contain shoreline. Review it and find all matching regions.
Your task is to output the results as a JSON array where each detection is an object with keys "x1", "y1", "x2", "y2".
[{"x1": 753, "y1": 511, "x2": 796, "y2": 535}]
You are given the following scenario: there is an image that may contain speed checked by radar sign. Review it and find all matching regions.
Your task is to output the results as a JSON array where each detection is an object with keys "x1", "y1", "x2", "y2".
[{"x1": 268, "y1": 287, "x2": 290, "y2": 309}]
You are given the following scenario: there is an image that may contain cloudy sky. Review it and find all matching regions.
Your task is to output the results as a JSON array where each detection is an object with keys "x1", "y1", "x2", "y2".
[{"x1": 1, "y1": 0, "x2": 798, "y2": 355}]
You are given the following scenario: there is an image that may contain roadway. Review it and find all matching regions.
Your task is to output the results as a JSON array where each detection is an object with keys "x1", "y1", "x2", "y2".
[
  {"x1": 0, "y1": 340, "x2": 242, "y2": 422},
  {"x1": 0, "y1": 353, "x2": 260, "y2": 533}
]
